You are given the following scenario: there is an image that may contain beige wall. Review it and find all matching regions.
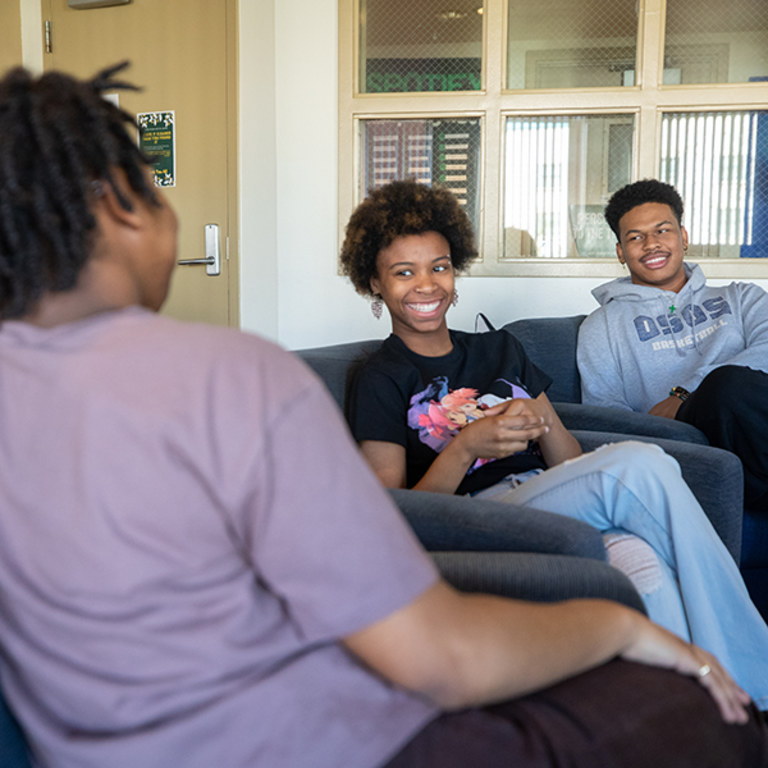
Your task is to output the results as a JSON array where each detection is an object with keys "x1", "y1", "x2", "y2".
[
  {"x1": 239, "y1": 0, "x2": 768, "y2": 350},
  {"x1": 238, "y1": 0, "x2": 614, "y2": 349},
  {"x1": 0, "y1": 2, "x2": 23, "y2": 74}
]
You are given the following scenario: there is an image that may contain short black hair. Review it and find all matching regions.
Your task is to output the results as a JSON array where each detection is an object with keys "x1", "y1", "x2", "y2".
[
  {"x1": 0, "y1": 62, "x2": 157, "y2": 319},
  {"x1": 340, "y1": 179, "x2": 477, "y2": 296},
  {"x1": 605, "y1": 179, "x2": 684, "y2": 241}
]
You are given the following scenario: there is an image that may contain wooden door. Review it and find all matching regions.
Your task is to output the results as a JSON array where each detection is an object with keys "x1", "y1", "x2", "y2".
[
  {"x1": 42, "y1": 0, "x2": 238, "y2": 327},
  {"x1": 0, "y1": 3, "x2": 22, "y2": 74}
]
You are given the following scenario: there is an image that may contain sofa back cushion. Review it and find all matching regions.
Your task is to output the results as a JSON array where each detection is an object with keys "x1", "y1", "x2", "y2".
[
  {"x1": 296, "y1": 339, "x2": 384, "y2": 412},
  {"x1": 296, "y1": 317, "x2": 587, "y2": 411},
  {"x1": 502, "y1": 316, "x2": 586, "y2": 404}
]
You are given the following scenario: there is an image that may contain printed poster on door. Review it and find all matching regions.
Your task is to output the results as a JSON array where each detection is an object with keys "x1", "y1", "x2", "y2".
[{"x1": 137, "y1": 111, "x2": 176, "y2": 187}]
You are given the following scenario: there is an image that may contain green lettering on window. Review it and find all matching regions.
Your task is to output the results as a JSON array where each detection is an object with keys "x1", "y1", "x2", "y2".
[
  {"x1": 367, "y1": 73, "x2": 384, "y2": 92},
  {"x1": 383, "y1": 74, "x2": 401, "y2": 91},
  {"x1": 446, "y1": 74, "x2": 463, "y2": 91}
]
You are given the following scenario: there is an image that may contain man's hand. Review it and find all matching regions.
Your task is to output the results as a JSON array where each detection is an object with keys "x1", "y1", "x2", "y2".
[{"x1": 649, "y1": 395, "x2": 684, "y2": 420}]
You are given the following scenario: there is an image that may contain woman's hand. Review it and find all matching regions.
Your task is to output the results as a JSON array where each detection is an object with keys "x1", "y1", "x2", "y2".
[
  {"x1": 620, "y1": 614, "x2": 751, "y2": 724},
  {"x1": 456, "y1": 395, "x2": 582, "y2": 469},
  {"x1": 346, "y1": 584, "x2": 752, "y2": 724},
  {"x1": 453, "y1": 398, "x2": 549, "y2": 461},
  {"x1": 358, "y1": 410, "x2": 548, "y2": 495}
]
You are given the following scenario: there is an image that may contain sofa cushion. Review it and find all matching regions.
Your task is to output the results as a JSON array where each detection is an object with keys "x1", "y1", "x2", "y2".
[
  {"x1": 555, "y1": 403, "x2": 709, "y2": 444},
  {"x1": 502, "y1": 316, "x2": 586, "y2": 403},
  {"x1": 502, "y1": 316, "x2": 710, "y2": 445},
  {"x1": 299, "y1": 316, "x2": 586, "y2": 408},
  {"x1": 431, "y1": 551, "x2": 646, "y2": 613},
  {"x1": 390, "y1": 488, "x2": 607, "y2": 560},
  {"x1": 296, "y1": 339, "x2": 383, "y2": 412}
]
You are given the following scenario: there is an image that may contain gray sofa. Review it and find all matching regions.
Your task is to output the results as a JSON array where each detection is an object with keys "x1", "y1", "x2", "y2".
[
  {"x1": 293, "y1": 332, "x2": 687, "y2": 611},
  {"x1": 504, "y1": 315, "x2": 766, "y2": 617},
  {"x1": 296, "y1": 315, "x2": 749, "y2": 595}
]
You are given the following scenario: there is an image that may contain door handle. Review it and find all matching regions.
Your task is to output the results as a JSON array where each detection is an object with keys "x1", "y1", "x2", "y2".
[{"x1": 177, "y1": 224, "x2": 221, "y2": 276}]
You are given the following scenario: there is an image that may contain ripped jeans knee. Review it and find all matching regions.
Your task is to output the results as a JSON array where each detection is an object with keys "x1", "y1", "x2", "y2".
[{"x1": 603, "y1": 532, "x2": 663, "y2": 596}]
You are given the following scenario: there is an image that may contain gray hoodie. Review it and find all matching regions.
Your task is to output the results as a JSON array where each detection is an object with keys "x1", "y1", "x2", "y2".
[{"x1": 577, "y1": 263, "x2": 768, "y2": 413}]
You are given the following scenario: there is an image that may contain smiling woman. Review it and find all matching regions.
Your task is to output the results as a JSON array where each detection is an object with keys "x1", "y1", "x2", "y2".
[
  {"x1": 370, "y1": 232, "x2": 455, "y2": 355},
  {"x1": 339, "y1": 178, "x2": 477, "y2": 309}
]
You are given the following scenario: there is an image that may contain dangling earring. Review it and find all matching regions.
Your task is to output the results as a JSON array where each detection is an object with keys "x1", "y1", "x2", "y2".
[
  {"x1": 371, "y1": 295, "x2": 383, "y2": 319},
  {"x1": 452, "y1": 289, "x2": 459, "y2": 307}
]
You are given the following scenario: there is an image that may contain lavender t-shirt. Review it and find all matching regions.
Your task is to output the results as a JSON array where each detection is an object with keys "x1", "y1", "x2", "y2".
[{"x1": 0, "y1": 308, "x2": 438, "y2": 768}]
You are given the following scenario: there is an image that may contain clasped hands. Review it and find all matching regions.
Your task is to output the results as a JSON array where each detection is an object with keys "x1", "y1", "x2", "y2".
[{"x1": 454, "y1": 398, "x2": 550, "y2": 460}]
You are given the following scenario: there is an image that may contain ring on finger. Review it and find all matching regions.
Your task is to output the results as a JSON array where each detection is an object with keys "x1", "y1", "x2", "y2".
[{"x1": 697, "y1": 664, "x2": 712, "y2": 678}]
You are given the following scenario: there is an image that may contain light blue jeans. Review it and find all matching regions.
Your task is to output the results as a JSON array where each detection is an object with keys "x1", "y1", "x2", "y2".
[{"x1": 488, "y1": 441, "x2": 768, "y2": 709}]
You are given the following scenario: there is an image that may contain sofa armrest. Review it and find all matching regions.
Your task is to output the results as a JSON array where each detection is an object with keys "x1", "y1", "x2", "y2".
[
  {"x1": 431, "y1": 552, "x2": 646, "y2": 614},
  {"x1": 571, "y1": 431, "x2": 744, "y2": 563},
  {"x1": 389, "y1": 488, "x2": 607, "y2": 560},
  {"x1": 555, "y1": 403, "x2": 709, "y2": 444},
  {"x1": 388, "y1": 489, "x2": 646, "y2": 614}
]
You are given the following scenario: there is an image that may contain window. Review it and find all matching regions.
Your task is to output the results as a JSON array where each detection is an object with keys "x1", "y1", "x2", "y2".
[
  {"x1": 503, "y1": 114, "x2": 633, "y2": 259},
  {"x1": 660, "y1": 111, "x2": 768, "y2": 259},
  {"x1": 339, "y1": 0, "x2": 768, "y2": 278},
  {"x1": 664, "y1": 0, "x2": 768, "y2": 85},
  {"x1": 360, "y1": 118, "x2": 482, "y2": 232},
  {"x1": 359, "y1": 0, "x2": 483, "y2": 93},
  {"x1": 506, "y1": 0, "x2": 638, "y2": 90}
]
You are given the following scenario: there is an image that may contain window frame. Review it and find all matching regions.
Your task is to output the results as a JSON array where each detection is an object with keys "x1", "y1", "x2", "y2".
[{"x1": 338, "y1": 0, "x2": 768, "y2": 278}]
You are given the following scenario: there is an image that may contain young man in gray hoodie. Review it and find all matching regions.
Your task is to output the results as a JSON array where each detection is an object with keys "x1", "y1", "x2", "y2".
[{"x1": 577, "y1": 179, "x2": 768, "y2": 507}]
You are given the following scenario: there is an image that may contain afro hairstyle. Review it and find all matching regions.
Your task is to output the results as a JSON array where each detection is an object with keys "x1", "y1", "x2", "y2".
[{"x1": 340, "y1": 179, "x2": 477, "y2": 297}]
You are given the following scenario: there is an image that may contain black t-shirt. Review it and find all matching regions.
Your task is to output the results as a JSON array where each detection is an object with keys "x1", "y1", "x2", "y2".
[{"x1": 347, "y1": 330, "x2": 553, "y2": 495}]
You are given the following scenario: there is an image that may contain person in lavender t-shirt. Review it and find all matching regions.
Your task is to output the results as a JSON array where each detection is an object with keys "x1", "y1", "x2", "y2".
[{"x1": 0, "y1": 63, "x2": 764, "y2": 768}]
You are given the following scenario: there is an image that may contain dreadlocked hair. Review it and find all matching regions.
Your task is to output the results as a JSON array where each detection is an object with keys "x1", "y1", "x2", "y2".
[
  {"x1": 340, "y1": 178, "x2": 478, "y2": 296},
  {"x1": 604, "y1": 179, "x2": 684, "y2": 240},
  {"x1": 0, "y1": 61, "x2": 157, "y2": 319}
]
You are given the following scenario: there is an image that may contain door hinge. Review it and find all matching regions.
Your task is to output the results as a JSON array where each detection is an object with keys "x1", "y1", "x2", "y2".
[{"x1": 44, "y1": 20, "x2": 52, "y2": 54}]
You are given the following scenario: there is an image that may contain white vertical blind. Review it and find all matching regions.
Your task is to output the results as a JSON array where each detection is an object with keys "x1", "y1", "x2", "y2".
[
  {"x1": 660, "y1": 112, "x2": 755, "y2": 246},
  {"x1": 505, "y1": 117, "x2": 570, "y2": 258}
]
